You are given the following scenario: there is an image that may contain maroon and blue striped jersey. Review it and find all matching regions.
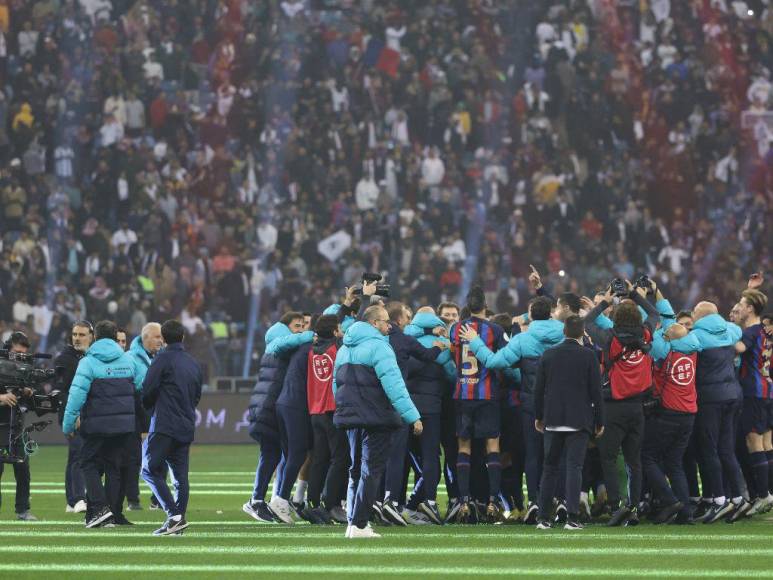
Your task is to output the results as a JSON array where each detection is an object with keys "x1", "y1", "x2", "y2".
[
  {"x1": 449, "y1": 317, "x2": 506, "y2": 401},
  {"x1": 739, "y1": 324, "x2": 772, "y2": 399}
]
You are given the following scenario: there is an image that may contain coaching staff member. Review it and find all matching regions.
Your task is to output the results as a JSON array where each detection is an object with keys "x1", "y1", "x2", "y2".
[
  {"x1": 62, "y1": 321, "x2": 146, "y2": 528},
  {"x1": 141, "y1": 320, "x2": 203, "y2": 536},
  {"x1": 333, "y1": 305, "x2": 423, "y2": 539},
  {"x1": 534, "y1": 316, "x2": 604, "y2": 530}
]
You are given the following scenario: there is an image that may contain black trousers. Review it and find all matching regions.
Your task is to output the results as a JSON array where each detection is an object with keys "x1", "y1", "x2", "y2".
[
  {"x1": 81, "y1": 433, "x2": 132, "y2": 515},
  {"x1": 0, "y1": 459, "x2": 31, "y2": 513},
  {"x1": 642, "y1": 412, "x2": 694, "y2": 512},
  {"x1": 65, "y1": 433, "x2": 86, "y2": 506},
  {"x1": 308, "y1": 413, "x2": 348, "y2": 507},
  {"x1": 695, "y1": 400, "x2": 744, "y2": 499},
  {"x1": 538, "y1": 430, "x2": 589, "y2": 518},
  {"x1": 596, "y1": 400, "x2": 644, "y2": 506},
  {"x1": 116, "y1": 433, "x2": 142, "y2": 513},
  {"x1": 141, "y1": 432, "x2": 191, "y2": 518}
]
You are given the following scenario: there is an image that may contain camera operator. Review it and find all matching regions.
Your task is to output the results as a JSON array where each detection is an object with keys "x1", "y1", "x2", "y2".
[
  {"x1": 55, "y1": 321, "x2": 93, "y2": 514},
  {"x1": 583, "y1": 280, "x2": 661, "y2": 527},
  {"x1": 0, "y1": 331, "x2": 37, "y2": 521},
  {"x1": 62, "y1": 320, "x2": 147, "y2": 528}
]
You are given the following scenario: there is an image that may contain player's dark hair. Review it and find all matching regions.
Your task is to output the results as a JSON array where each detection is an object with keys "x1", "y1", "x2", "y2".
[
  {"x1": 279, "y1": 311, "x2": 304, "y2": 326},
  {"x1": 564, "y1": 315, "x2": 585, "y2": 339},
  {"x1": 466, "y1": 286, "x2": 486, "y2": 314},
  {"x1": 529, "y1": 296, "x2": 553, "y2": 321},
  {"x1": 161, "y1": 320, "x2": 185, "y2": 344},
  {"x1": 94, "y1": 320, "x2": 118, "y2": 341},
  {"x1": 558, "y1": 293, "x2": 582, "y2": 314},
  {"x1": 314, "y1": 315, "x2": 339, "y2": 339}
]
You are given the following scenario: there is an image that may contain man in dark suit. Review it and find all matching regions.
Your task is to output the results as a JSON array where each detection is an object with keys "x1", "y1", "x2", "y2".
[
  {"x1": 534, "y1": 315, "x2": 605, "y2": 530},
  {"x1": 141, "y1": 320, "x2": 203, "y2": 536}
]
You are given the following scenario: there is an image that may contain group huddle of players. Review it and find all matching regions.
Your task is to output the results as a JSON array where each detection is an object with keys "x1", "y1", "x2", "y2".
[{"x1": 243, "y1": 270, "x2": 773, "y2": 528}]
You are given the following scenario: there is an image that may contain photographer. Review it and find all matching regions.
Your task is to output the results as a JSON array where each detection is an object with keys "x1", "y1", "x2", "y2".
[
  {"x1": 55, "y1": 320, "x2": 93, "y2": 514},
  {"x1": 0, "y1": 331, "x2": 37, "y2": 521},
  {"x1": 62, "y1": 321, "x2": 147, "y2": 528},
  {"x1": 583, "y1": 280, "x2": 661, "y2": 527}
]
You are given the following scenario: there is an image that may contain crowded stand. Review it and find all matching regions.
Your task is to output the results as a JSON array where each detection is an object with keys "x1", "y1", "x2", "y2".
[{"x1": 0, "y1": 0, "x2": 770, "y2": 536}]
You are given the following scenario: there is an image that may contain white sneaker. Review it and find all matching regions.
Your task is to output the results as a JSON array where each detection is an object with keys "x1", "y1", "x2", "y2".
[
  {"x1": 402, "y1": 508, "x2": 432, "y2": 525},
  {"x1": 348, "y1": 524, "x2": 381, "y2": 538},
  {"x1": 345, "y1": 524, "x2": 352, "y2": 538},
  {"x1": 747, "y1": 494, "x2": 773, "y2": 516},
  {"x1": 66, "y1": 505, "x2": 75, "y2": 513},
  {"x1": 268, "y1": 496, "x2": 295, "y2": 525},
  {"x1": 73, "y1": 500, "x2": 87, "y2": 514}
]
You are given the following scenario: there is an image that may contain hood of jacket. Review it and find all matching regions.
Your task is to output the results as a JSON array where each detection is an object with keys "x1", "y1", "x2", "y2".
[
  {"x1": 406, "y1": 312, "x2": 446, "y2": 335},
  {"x1": 265, "y1": 322, "x2": 292, "y2": 347},
  {"x1": 692, "y1": 314, "x2": 740, "y2": 348},
  {"x1": 87, "y1": 338, "x2": 126, "y2": 364},
  {"x1": 129, "y1": 335, "x2": 152, "y2": 366},
  {"x1": 343, "y1": 321, "x2": 389, "y2": 348}
]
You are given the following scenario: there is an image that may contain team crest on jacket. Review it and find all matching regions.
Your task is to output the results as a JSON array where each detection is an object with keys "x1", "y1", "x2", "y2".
[
  {"x1": 622, "y1": 350, "x2": 645, "y2": 365},
  {"x1": 312, "y1": 353, "x2": 334, "y2": 381},
  {"x1": 670, "y1": 356, "x2": 695, "y2": 386}
]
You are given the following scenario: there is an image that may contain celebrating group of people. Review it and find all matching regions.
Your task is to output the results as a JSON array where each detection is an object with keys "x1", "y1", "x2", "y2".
[{"x1": 244, "y1": 270, "x2": 772, "y2": 537}]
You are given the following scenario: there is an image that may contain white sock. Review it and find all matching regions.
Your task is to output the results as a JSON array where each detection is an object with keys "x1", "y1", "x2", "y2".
[
  {"x1": 271, "y1": 477, "x2": 280, "y2": 500},
  {"x1": 714, "y1": 496, "x2": 726, "y2": 506},
  {"x1": 170, "y1": 515, "x2": 182, "y2": 522},
  {"x1": 580, "y1": 492, "x2": 589, "y2": 504},
  {"x1": 293, "y1": 480, "x2": 308, "y2": 504},
  {"x1": 732, "y1": 496, "x2": 743, "y2": 505}
]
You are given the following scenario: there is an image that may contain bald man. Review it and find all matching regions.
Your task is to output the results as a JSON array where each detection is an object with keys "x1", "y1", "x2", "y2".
[
  {"x1": 689, "y1": 302, "x2": 747, "y2": 523},
  {"x1": 126, "y1": 323, "x2": 164, "y2": 512}
]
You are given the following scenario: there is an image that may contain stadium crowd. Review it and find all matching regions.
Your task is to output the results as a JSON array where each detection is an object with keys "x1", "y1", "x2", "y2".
[
  {"x1": 0, "y1": 0, "x2": 770, "y2": 382},
  {"x1": 0, "y1": 0, "x2": 771, "y2": 538}
]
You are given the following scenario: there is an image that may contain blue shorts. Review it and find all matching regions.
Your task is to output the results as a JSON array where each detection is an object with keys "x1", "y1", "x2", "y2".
[
  {"x1": 456, "y1": 400, "x2": 500, "y2": 440},
  {"x1": 741, "y1": 398, "x2": 772, "y2": 435}
]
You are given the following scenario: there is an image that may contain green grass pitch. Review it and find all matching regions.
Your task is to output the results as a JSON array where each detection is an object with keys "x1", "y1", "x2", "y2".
[{"x1": 0, "y1": 445, "x2": 770, "y2": 579}]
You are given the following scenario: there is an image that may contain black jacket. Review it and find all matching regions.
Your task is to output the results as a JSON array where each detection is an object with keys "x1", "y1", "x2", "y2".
[
  {"x1": 535, "y1": 340, "x2": 604, "y2": 433},
  {"x1": 53, "y1": 345, "x2": 83, "y2": 425},
  {"x1": 387, "y1": 324, "x2": 441, "y2": 380},
  {"x1": 276, "y1": 343, "x2": 313, "y2": 411},
  {"x1": 141, "y1": 343, "x2": 203, "y2": 443},
  {"x1": 248, "y1": 352, "x2": 291, "y2": 441}
]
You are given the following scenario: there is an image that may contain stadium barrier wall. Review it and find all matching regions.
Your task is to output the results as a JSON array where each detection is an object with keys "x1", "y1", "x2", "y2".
[{"x1": 36, "y1": 393, "x2": 254, "y2": 445}]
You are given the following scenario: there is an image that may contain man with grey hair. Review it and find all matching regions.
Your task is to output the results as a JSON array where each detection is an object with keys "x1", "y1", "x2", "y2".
[{"x1": 124, "y1": 323, "x2": 164, "y2": 512}]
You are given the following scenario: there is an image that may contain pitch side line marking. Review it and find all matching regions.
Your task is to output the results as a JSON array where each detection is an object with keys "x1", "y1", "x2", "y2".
[
  {"x1": 0, "y1": 527, "x2": 767, "y2": 541},
  {"x1": 0, "y1": 564, "x2": 768, "y2": 577},
  {"x1": 0, "y1": 545, "x2": 769, "y2": 557}
]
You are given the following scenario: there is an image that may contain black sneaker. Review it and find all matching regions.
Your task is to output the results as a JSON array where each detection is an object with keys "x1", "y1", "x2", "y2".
[
  {"x1": 85, "y1": 507, "x2": 114, "y2": 529},
  {"x1": 523, "y1": 502, "x2": 539, "y2": 525},
  {"x1": 554, "y1": 501, "x2": 568, "y2": 525},
  {"x1": 113, "y1": 513, "x2": 135, "y2": 526},
  {"x1": 564, "y1": 515, "x2": 584, "y2": 530},
  {"x1": 153, "y1": 516, "x2": 189, "y2": 536},
  {"x1": 327, "y1": 505, "x2": 348, "y2": 524},
  {"x1": 444, "y1": 499, "x2": 461, "y2": 523},
  {"x1": 653, "y1": 501, "x2": 682, "y2": 525},
  {"x1": 243, "y1": 500, "x2": 276, "y2": 524},
  {"x1": 418, "y1": 500, "x2": 443, "y2": 525},
  {"x1": 704, "y1": 501, "x2": 735, "y2": 524},
  {"x1": 607, "y1": 504, "x2": 633, "y2": 527},
  {"x1": 485, "y1": 501, "x2": 503, "y2": 524},
  {"x1": 536, "y1": 518, "x2": 553, "y2": 530},
  {"x1": 692, "y1": 500, "x2": 713, "y2": 521},
  {"x1": 381, "y1": 500, "x2": 407, "y2": 526},
  {"x1": 371, "y1": 501, "x2": 392, "y2": 526}
]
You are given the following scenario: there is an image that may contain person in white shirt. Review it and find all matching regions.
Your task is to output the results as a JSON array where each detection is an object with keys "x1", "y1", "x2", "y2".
[
  {"x1": 421, "y1": 148, "x2": 445, "y2": 187},
  {"x1": 355, "y1": 176, "x2": 379, "y2": 211}
]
